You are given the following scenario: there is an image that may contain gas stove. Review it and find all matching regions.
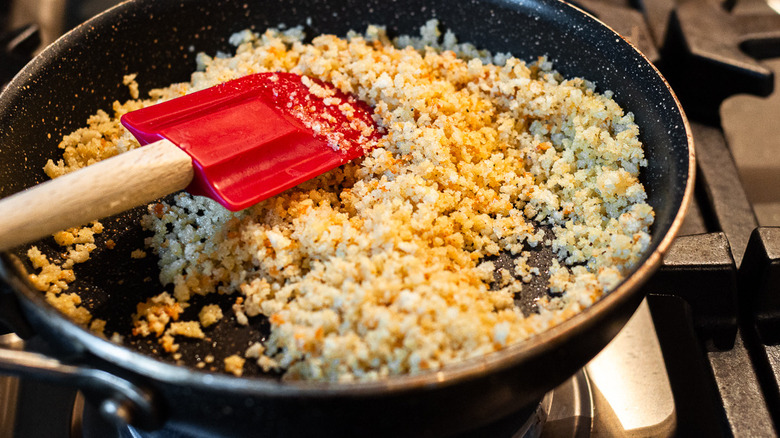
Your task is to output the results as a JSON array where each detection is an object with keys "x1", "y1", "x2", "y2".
[{"x1": 0, "y1": 0, "x2": 779, "y2": 436}]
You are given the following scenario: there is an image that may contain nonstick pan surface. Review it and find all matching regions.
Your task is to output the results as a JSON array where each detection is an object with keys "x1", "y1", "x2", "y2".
[{"x1": 0, "y1": 0, "x2": 693, "y2": 435}]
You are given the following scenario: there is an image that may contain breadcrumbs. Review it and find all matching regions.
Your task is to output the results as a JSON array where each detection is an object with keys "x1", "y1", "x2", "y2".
[
  {"x1": 123, "y1": 73, "x2": 140, "y2": 100},
  {"x1": 25, "y1": 221, "x2": 104, "y2": 327},
  {"x1": 198, "y1": 304, "x2": 223, "y2": 327},
  {"x1": 132, "y1": 292, "x2": 185, "y2": 337},
  {"x1": 224, "y1": 354, "x2": 246, "y2": 377},
  {"x1": 159, "y1": 321, "x2": 206, "y2": 353},
  {"x1": 28, "y1": 20, "x2": 654, "y2": 382},
  {"x1": 45, "y1": 292, "x2": 91, "y2": 326}
]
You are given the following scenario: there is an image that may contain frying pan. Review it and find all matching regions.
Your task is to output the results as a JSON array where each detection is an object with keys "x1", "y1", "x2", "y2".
[{"x1": 0, "y1": 0, "x2": 694, "y2": 436}]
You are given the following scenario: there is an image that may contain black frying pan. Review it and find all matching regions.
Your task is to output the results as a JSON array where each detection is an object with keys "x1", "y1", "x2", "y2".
[{"x1": 0, "y1": 0, "x2": 694, "y2": 436}]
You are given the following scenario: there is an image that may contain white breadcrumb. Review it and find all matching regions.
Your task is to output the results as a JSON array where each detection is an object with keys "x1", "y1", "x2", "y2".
[{"x1": 28, "y1": 20, "x2": 654, "y2": 382}]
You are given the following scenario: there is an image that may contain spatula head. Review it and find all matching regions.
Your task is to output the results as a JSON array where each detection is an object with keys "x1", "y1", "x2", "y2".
[{"x1": 121, "y1": 72, "x2": 382, "y2": 211}]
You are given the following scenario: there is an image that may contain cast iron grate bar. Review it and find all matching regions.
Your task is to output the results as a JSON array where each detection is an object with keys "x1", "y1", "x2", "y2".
[
  {"x1": 647, "y1": 294, "x2": 731, "y2": 437},
  {"x1": 658, "y1": 0, "x2": 775, "y2": 123},
  {"x1": 690, "y1": 122, "x2": 758, "y2": 266},
  {"x1": 738, "y1": 226, "x2": 780, "y2": 429},
  {"x1": 740, "y1": 227, "x2": 780, "y2": 344},
  {"x1": 645, "y1": 231, "x2": 777, "y2": 436},
  {"x1": 644, "y1": 233, "x2": 738, "y2": 350},
  {"x1": 643, "y1": 116, "x2": 775, "y2": 434}
]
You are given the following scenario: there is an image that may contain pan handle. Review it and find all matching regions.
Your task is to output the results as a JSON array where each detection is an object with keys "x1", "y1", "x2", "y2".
[
  {"x1": 0, "y1": 334, "x2": 165, "y2": 430},
  {"x1": 0, "y1": 283, "x2": 165, "y2": 431}
]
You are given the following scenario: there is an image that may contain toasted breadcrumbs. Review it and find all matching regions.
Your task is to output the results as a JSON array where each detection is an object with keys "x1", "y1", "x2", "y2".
[
  {"x1": 160, "y1": 321, "x2": 206, "y2": 353},
  {"x1": 28, "y1": 21, "x2": 653, "y2": 382},
  {"x1": 198, "y1": 304, "x2": 224, "y2": 327},
  {"x1": 132, "y1": 292, "x2": 184, "y2": 337},
  {"x1": 224, "y1": 354, "x2": 246, "y2": 377}
]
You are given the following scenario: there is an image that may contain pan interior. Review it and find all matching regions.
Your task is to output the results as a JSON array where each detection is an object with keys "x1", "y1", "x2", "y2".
[{"x1": 0, "y1": 0, "x2": 690, "y2": 382}]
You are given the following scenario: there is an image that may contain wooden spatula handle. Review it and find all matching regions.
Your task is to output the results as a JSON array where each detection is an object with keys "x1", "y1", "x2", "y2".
[{"x1": 0, "y1": 139, "x2": 193, "y2": 251}]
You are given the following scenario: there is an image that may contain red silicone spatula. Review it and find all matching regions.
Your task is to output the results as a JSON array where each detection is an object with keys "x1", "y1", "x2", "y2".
[{"x1": 0, "y1": 72, "x2": 382, "y2": 250}]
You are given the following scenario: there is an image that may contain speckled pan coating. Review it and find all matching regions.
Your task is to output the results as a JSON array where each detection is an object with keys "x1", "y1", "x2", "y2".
[{"x1": 0, "y1": 0, "x2": 694, "y2": 436}]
